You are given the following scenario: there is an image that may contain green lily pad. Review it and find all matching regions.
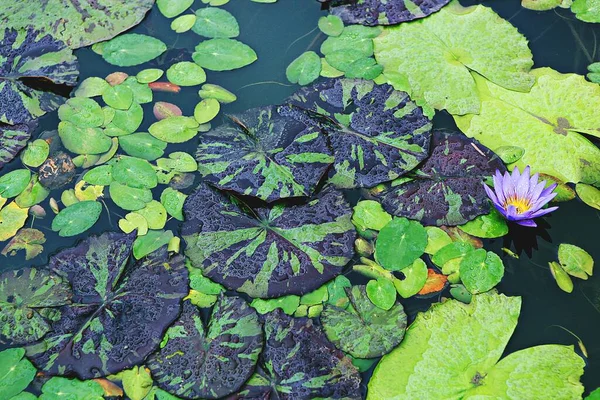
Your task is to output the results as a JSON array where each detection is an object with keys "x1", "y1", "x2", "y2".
[
  {"x1": 121, "y1": 77, "x2": 153, "y2": 104},
  {"x1": 166, "y1": 62, "x2": 207, "y2": 86},
  {"x1": 157, "y1": 0, "x2": 194, "y2": 18},
  {"x1": 455, "y1": 68, "x2": 600, "y2": 185},
  {"x1": 251, "y1": 295, "x2": 300, "y2": 315},
  {"x1": 459, "y1": 208, "x2": 509, "y2": 239},
  {"x1": 58, "y1": 122, "x2": 112, "y2": 155},
  {"x1": 108, "y1": 103, "x2": 144, "y2": 135},
  {"x1": 424, "y1": 226, "x2": 453, "y2": 255},
  {"x1": 171, "y1": 14, "x2": 197, "y2": 33},
  {"x1": 550, "y1": 261, "x2": 575, "y2": 293},
  {"x1": 39, "y1": 377, "x2": 104, "y2": 400},
  {"x1": 157, "y1": 152, "x2": 197, "y2": 172},
  {"x1": 375, "y1": 217, "x2": 427, "y2": 271},
  {"x1": 99, "y1": 34, "x2": 167, "y2": 67},
  {"x1": 21, "y1": 139, "x2": 49, "y2": 168},
  {"x1": 322, "y1": 285, "x2": 407, "y2": 358},
  {"x1": 321, "y1": 58, "x2": 344, "y2": 78},
  {"x1": 149, "y1": 116, "x2": 200, "y2": 143},
  {"x1": 58, "y1": 98, "x2": 104, "y2": 128},
  {"x1": 327, "y1": 275, "x2": 352, "y2": 308},
  {"x1": 119, "y1": 212, "x2": 149, "y2": 236},
  {"x1": 74, "y1": 77, "x2": 110, "y2": 97},
  {"x1": 394, "y1": 258, "x2": 428, "y2": 298},
  {"x1": 571, "y1": 0, "x2": 600, "y2": 22},
  {"x1": 111, "y1": 156, "x2": 158, "y2": 189},
  {"x1": 344, "y1": 57, "x2": 383, "y2": 80},
  {"x1": 576, "y1": 183, "x2": 600, "y2": 210},
  {"x1": 0, "y1": 122, "x2": 36, "y2": 169},
  {"x1": 374, "y1": 2, "x2": 533, "y2": 115},
  {"x1": 1, "y1": 228, "x2": 46, "y2": 260},
  {"x1": 459, "y1": 249, "x2": 505, "y2": 294},
  {"x1": 368, "y1": 292, "x2": 585, "y2": 399},
  {"x1": 321, "y1": 25, "x2": 380, "y2": 58},
  {"x1": 15, "y1": 175, "x2": 49, "y2": 208},
  {"x1": 51, "y1": 200, "x2": 102, "y2": 237},
  {"x1": 136, "y1": 201, "x2": 167, "y2": 230},
  {"x1": 192, "y1": 7, "x2": 240, "y2": 38},
  {"x1": 558, "y1": 243, "x2": 594, "y2": 280},
  {"x1": 83, "y1": 165, "x2": 113, "y2": 186},
  {"x1": 318, "y1": 15, "x2": 344, "y2": 36},
  {"x1": 352, "y1": 200, "x2": 392, "y2": 232},
  {"x1": 286, "y1": 51, "x2": 321, "y2": 85},
  {"x1": 102, "y1": 84, "x2": 134, "y2": 110},
  {"x1": 366, "y1": 278, "x2": 397, "y2": 310},
  {"x1": 0, "y1": 202, "x2": 29, "y2": 241},
  {"x1": 133, "y1": 229, "x2": 174, "y2": 259},
  {"x1": 109, "y1": 182, "x2": 153, "y2": 211},
  {"x1": 198, "y1": 83, "x2": 237, "y2": 103},
  {"x1": 160, "y1": 188, "x2": 187, "y2": 221},
  {"x1": 192, "y1": 38, "x2": 258, "y2": 71},
  {"x1": 136, "y1": 69, "x2": 164, "y2": 84},
  {"x1": 193, "y1": 98, "x2": 221, "y2": 124},
  {"x1": 495, "y1": 145, "x2": 525, "y2": 164},
  {"x1": 0, "y1": 169, "x2": 31, "y2": 198},
  {"x1": 0, "y1": 348, "x2": 36, "y2": 399},
  {"x1": 119, "y1": 132, "x2": 167, "y2": 160},
  {"x1": 121, "y1": 366, "x2": 153, "y2": 400}
]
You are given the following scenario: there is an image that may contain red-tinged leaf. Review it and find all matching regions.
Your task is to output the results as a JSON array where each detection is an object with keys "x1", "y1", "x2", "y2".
[
  {"x1": 148, "y1": 81, "x2": 181, "y2": 93},
  {"x1": 105, "y1": 72, "x2": 128, "y2": 86},
  {"x1": 93, "y1": 378, "x2": 123, "y2": 397},
  {"x1": 417, "y1": 268, "x2": 448, "y2": 296},
  {"x1": 153, "y1": 101, "x2": 182, "y2": 120}
]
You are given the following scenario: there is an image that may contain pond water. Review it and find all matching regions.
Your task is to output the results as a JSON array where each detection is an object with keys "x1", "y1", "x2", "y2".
[{"x1": 2, "y1": 0, "x2": 600, "y2": 398}]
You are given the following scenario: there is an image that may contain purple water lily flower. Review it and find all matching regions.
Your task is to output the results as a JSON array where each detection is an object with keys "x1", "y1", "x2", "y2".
[{"x1": 483, "y1": 166, "x2": 558, "y2": 227}]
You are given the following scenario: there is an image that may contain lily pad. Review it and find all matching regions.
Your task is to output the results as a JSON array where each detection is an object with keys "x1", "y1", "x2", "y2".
[
  {"x1": 133, "y1": 229, "x2": 174, "y2": 259},
  {"x1": 368, "y1": 292, "x2": 585, "y2": 399},
  {"x1": 0, "y1": 348, "x2": 37, "y2": 399},
  {"x1": 394, "y1": 258, "x2": 428, "y2": 298},
  {"x1": 193, "y1": 98, "x2": 221, "y2": 124},
  {"x1": 0, "y1": 169, "x2": 31, "y2": 198},
  {"x1": 0, "y1": 122, "x2": 36, "y2": 169},
  {"x1": 172, "y1": 14, "x2": 197, "y2": 33},
  {"x1": 160, "y1": 188, "x2": 187, "y2": 221},
  {"x1": 21, "y1": 139, "x2": 49, "y2": 168},
  {"x1": 149, "y1": 116, "x2": 200, "y2": 143},
  {"x1": 109, "y1": 182, "x2": 153, "y2": 211},
  {"x1": 318, "y1": 15, "x2": 344, "y2": 36},
  {"x1": 322, "y1": 285, "x2": 406, "y2": 358},
  {"x1": 571, "y1": 0, "x2": 600, "y2": 22},
  {"x1": 373, "y1": 2, "x2": 534, "y2": 115},
  {"x1": 119, "y1": 212, "x2": 149, "y2": 236},
  {"x1": 0, "y1": 202, "x2": 29, "y2": 241},
  {"x1": 459, "y1": 249, "x2": 505, "y2": 294},
  {"x1": 286, "y1": 51, "x2": 322, "y2": 85},
  {"x1": 119, "y1": 133, "x2": 168, "y2": 161},
  {"x1": 0, "y1": 267, "x2": 71, "y2": 345},
  {"x1": 284, "y1": 78, "x2": 431, "y2": 189},
  {"x1": 0, "y1": 0, "x2": 154, "y2": 49},
  {"x1": 375, "y1": 217, "x2": 427, "y2": 271},
  {"x1": 234, "y1": 310, "x2": 361, "y2": 398},
  {"x1": 166, "y1": 62, "x2": 207, "y2": 86},
  {"x1": 27, "y1": 232, "x2": 188, "y2": 379},
  {"x1": 376, "y1": 131, "x2": 506, "y2": 226},
  {"x1": 192, "y1": 7, "x2": 240, "y2": 38},
  {"x1": 99, "y1": 34, "x2": 167, "y2": 67},
  {"x1": 576, "y1": 183, "x2": 600, "y2": 210},
  {"x1": 59, "y1": 122, "x2": 112, "y2": 155},
  {"x1": 196, "y1": 105, "x2": 333, "y2": 202},
  {"x1": 458, "y1": 208, "x2": 509, "y2": 239},
  {"x1": 352, "y1": 200, "x2": 392, "y2": 232},
  {"x1": 192, "y1": 39, "x2": 258, "y2": 71},
  {"x1": 198, "y1": 83, "x2": 237, "y2": 103},
  {"x1": 51, "y1": 200, "x2": 102, "y2": 237},
  {"x1": 121, "y1": 366, "x2": 153, "y2": 400},
  {"x1": 148, "y1": 297, "x2": 262, "y2": 399},
  {"x1": 157, "y1": 0, "x2": 195, "y2": 18},
  {"x1": 326, "y1": 0, "x2": 451, "y2": 26},
  {"x1": 39, "y1": 377, "x2": 104, "y2": 400},
  {"x1": 182, "y1": 183, "x2": 356, "y2": 298},
  {"x1": 111, "y1": 156, "x2": 158, "y2": 189},
  {"x1": 549, "y1": 261, "x2": 574, "y2": 293},
  {"x1": 455, "y1": 68, "x2": 600, "y2": 185},
  {"x1": 1, "y1": 228, "x2": 46, "y2": 260},
  {"x1": 0, "y1": 28, "x2": 78, "y2": 125},
  {"x1": 558, "y1": 243, "x2": 594, "y2": 280},
  {"x1": 136, "y1": 201, "x2": 167, "y2": 230}
]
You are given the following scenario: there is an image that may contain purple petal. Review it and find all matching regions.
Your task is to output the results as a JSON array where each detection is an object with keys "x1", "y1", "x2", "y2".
[
  {"x1": 493, "y1": 171, "x2": 506, "y2": 204},
  {"x1": 503, "y1": 170, "x2": 516, "y2": 198},
  {"x1": 529, "y1": 206, "x2": 559, "y2": 218},
  {"x1": 528, "y1": 181, "x2": 546, "y2": 203},
  {"x1": 483, "y1": 183, "x2": 499, "y2": 205},
  {"x1": 515, "y1": 168, "x2": 531, "y2": 199},
  {"x1": 531, "y1": 191, "x2": 557, "y2": 210},
  {"x1": 505, "y1": 205, "x2": 520, "y2": 220},
  {"x1": 539, "y1": 183, "x2": 558, "y2": 199},
  {"x1": 516, "y1": 219, "x2": 537, "y2": 227},
  {"x1": 527, "y1": 173, "x2": 540, "y2": 196}
]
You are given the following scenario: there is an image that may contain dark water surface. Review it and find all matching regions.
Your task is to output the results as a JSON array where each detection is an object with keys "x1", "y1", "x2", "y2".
[{"x1": 3, "y1": 0, "x2": 600, "y2": 396}]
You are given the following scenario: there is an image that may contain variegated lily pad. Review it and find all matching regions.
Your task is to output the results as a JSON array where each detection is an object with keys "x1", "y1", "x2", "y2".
[
  {"x1": 233, "y1": 310, "x2": 361, "y2": 399},
  {"x1": 0, "y1": 0, "x2": 155, "y2": 49},
  {"x1": 0, "y1": 267, "x2": 71, "y2": 345},
  {"x1": 284, "y1": 78, "x2": 431, "y2": 189},
  {"x1": 148, "y1": 297, "x2": 263, "y2": 399},
  {"x1": 196, "y1": 105, "x2": 333, "y2": 202},
  {"x1": 0, "y1": 121, "x2": 37, "y2": 169},
  {"x1": 325, "y1": 0, "x2": 451, "y2": 26},
  {"x1": 376, "y1": 131, "x2": 506, "y2": 226},
  {"x1": 27, "y1": 232, "x2": 188, "y2": 379},
  {"x1": 182, "y1": 183, "x2": 356, "y2": 298},
  {"x1": 0, "y1": 28, "x2": 78, "y2": 125}
]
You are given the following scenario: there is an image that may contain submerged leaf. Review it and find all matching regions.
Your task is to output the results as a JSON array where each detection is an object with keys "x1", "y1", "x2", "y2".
[
  {"x1": 196, "y1": 105, "x2": 333, "y2": 202},
  {"x1": 182, "y1": 183, "x2": 356, "y2": 298},
  {"x1": 27, "y1": 232, "x2": 188, "y2": 379},
  {"x1": 327, "y1": 0, "x2": 451, "y2": 26},
  {"x1": 376, "y1": 131, "x2": 506, "y2": 226},
  {"x1": 0, "y1": 28, "x2": 78, "y2": 124},
  {"x1": 148, "y1": 297, "x2": 262, "y2": 399},
  {"x1": 284, "y1": 78, "x2": 431, "y2": 189}
]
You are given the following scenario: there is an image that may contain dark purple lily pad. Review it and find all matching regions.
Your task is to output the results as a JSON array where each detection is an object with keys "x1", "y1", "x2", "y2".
[
  {"x1": 26, "y1": 232, "x2": 188, "y2": 379},
  {"x1": 196, "y1": 105, "x2": 333, "y2": 202},
  {"x1": 323, "y1": 0, "x2": 451, "y2": 26},
  {"x1": 182, "y1": 183, "x2": 355, "y2": 298},
  {"x1": 376, "y1": 131, "x2": 506, "y2": 226},
  {"x1": 0, "y1": 267, "x2": 72, "y2": 345},
  {"x1": 0, "y1": 28, "x2": 78, "y2": 125},
  {"x1": 230, "y1": 310, "x2": 361, "y2": 399},
  {"x1": 147, "y1": 297, "x2": 263, "y2": 399},
  {"x1": 0, "y1": 121, "x2": 36, "y2": 169},
  {"x1": 283, "y1": 78, "x2": 431, "y2": 189}
]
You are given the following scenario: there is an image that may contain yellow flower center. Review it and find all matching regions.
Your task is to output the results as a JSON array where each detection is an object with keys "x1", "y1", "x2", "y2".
[{"x1": 504, "y1": 195, "x2": 532, "y2": 214}]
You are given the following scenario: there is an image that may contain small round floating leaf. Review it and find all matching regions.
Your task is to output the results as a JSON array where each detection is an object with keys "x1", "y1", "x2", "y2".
[
  {"x1": 100, "y1": 34, "x2": 167, "y2": 67},
  {"x1": 576, "y1": 183, "x2": 600, "y2": 210},
  {"x1": 366, "y1": 278, "x2": 396, "y2": 310},
  {"x1": 136, "y1": 200, "x2": 167, "y2": 230},
  {"x1": 196, "y1": 105, "x2": 333, "y2": 202},
  {"x1": 83, "y1": 165, "x2": 113, "y2": 186},
  {"x1": 74, "y1": 181, "x2": 104, "y2": 202},
  {"x1": 194, "y1": 98, "x2": 220, "y2": 124},
  {"x1": 318, "y1": 15, "x2": 344, "y2": 36},
  {"x1": 102, "y1": 84, "x2": 134, "y2": 110},
  {"x1": 327, "y1": 275, "x2": 352, "y2": 308},
  {"x1": 157, "y1": 152, "x2": 197, "y2": 172},
  {"x1": 192, "y1": 7, "x2": 240, "y2": 38},
  {"x1": 460, "y1": 249, "x2": 505, "y2": 294},
  {"x1": 182, "y1": 183, "x2": 356, "y2": 298},
  {"x1": 40, "y1": 376, "x2": 104, "y2": 399},
  {"x1": 352, "y1": 200, "x2": 392, "y2": 232},
  {"x1": 0, "y1": 348, "x2": 37, "y2": 399},
  {"x1": 322, "y1": 285, "x2": 407, "y2": 358},
  {"x1": 286, "y1": 51, "x2": 321, "y2": 85},
  {"x1": 558, "y1": 243, "x2": 594, "y2": 280},
  {"x1": 424, "y1": 226, "x2": 453, "y2": 255},
  {"x1": 111, "y1": 156, "x2": 158, "y2": 189},
  {"x1": 133, "y1": 229, "x2": 174, "y2": 259},
  {"x1": 119, "y1": 133, "x2": 167, "y2": 160},
  {"x1": 458, "y1": 208, "x2": 509, "y2": 239},
  {"x1": 74, "y1": 77, "x2": 110, "y2": 98},
  {"x1": 549, "y1": 261, "x2": 574, "y2": 293},
  {"x1": 108, "y1": 103, "x2": 144, "y2": 135},
  {"x1": 58, "y1": 98, "x2": 104, "y2": 128},
  {"x1": 153, "y1": 102, "x2": 183, "y2": 120},
  {"x1": 148, "y1": 297, "x2": 262, "y2": 399},
  {"x1": 495, "y1": 145, "x2": 525, "y2": 164},
  {"x1": 192, "y1": 38, "x2": 258, "y2": 71},
  {"x1": 0, "y1": 169, "x2": 31, "y2": 198},
  {"x1": 171, "y1": 14, "x2": 197, "y2": 33},
  {"x1": 0, "y1": 202, "x2": 29, "y2": 241},
  {"x1": 51, "y1": 200, "x2": 102, "y2": 237},
  {"x1": 157, "y1": 0, "x2": 194, "y2": 18},
  {"x1": 198, "y1": 83, "x2": 237, "y2": 103},
  {"x1": 166, "y1": 62, "x2": 207, "y2": 86},
  {"x1": 394, "y1": 258, "x2": 428, "y2": 298},
  {"x1": 121, "y1": 77, "x2": 153, "y2": 104},
  {"x1": 320, "y1": 25, "x2": 379, "y2": 57},
  {"x1": 109, "y1": 182, "x2": 153, "y2": 211},
  {"x1": 121, "y1": 366, "x2": 153, "y2": 400},
  {"x1": 136, "y1": 68, "x2": 164, "y2": 83},
  {"x1": 119, "y1": 212, "x2": 149, "y2": 236},
  {"x1": 325, "y1": 49, "x2": 367, "y2": 72},
  {"x1": 105, "y1": 71, "x2": 129, "y2": 86},
  {"x1": 321, "y1": 58, "x2": 344, "y2": 78},
  {"x1": 149, "y1": 116, "x2": 200, "y2": 143},
  {"x1": 344, "y1": 57, "x2": 383, "y2": 80},
  {"x1": 375, "y1": 218, "x2": 427, "y2": 271},
  {"x1": 21, "y1": 139, "x2": 49, "y2": 168}
]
